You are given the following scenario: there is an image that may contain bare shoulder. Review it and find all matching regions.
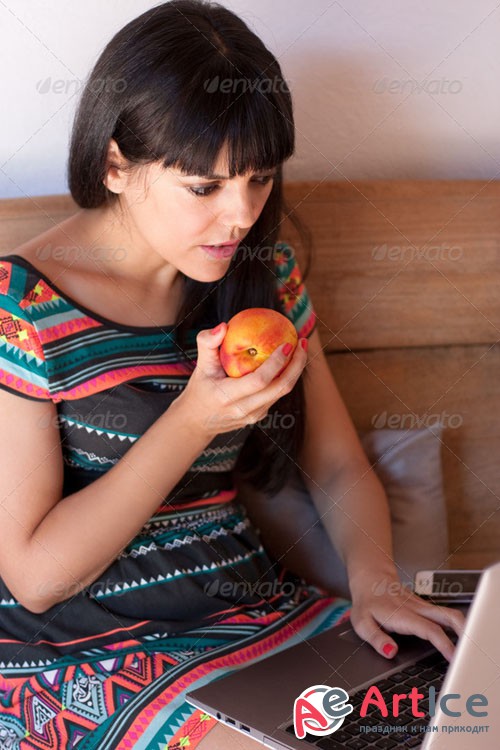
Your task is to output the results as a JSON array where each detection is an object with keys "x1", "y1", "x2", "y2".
[
  {"x1": 11, "y1": 213, "x2": 88, "y2": 274},
  {"x1": 9, "y1": 214, "x2": 115, "y2": 312}
]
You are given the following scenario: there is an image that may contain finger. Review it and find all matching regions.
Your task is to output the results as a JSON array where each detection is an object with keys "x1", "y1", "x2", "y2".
[
  {"x1": 256, "y1": 340, "x2": 300, "y2": 384},
  {"x1": 411, "y1": 599, "x2": 466, "y2": 638},
  {"x1": 267, "y1": 342, "x2": 307, "y2": 397},
  {"x1": 371, "y1": 593, "x2": 460, "y2": 661},
  {"x1": 234, "y1": 356, "x2": 306, "y2": 421},
  {"x1": 195, "y1": 324, "x2": 227, "y2": 378},
  {"x1": 395, "y1": 611, "x2": 457, "y2": 662},
  {"x1": 351, "y1": 612, "x2": 399, "y2": 660},
  {"x1": 235, "y1": 339, "x2": 304, "y2": 400},
  {"x1": 274, "y1": 340, "x2": 307, "y2": 381}
]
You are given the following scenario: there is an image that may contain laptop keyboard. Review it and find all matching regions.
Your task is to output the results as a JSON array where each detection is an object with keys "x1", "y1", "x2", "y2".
[{"x1": 284, "y1": 649, "x2": 448, "y2": 749}]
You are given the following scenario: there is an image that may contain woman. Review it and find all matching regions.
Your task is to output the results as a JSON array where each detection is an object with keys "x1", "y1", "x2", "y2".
[{"x1": 0, "y1": 1, "x2": 463, "y2": 748}]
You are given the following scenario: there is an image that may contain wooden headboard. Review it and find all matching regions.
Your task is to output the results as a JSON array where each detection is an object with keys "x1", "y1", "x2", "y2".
[{"x1": 1, "y1": 182, "x2": 499, "y2": 569}]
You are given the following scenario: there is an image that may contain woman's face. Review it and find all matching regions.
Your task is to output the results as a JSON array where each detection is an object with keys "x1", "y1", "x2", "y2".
[{"x1": 117, "y1": 144, "x2": 277, "y2": 283}]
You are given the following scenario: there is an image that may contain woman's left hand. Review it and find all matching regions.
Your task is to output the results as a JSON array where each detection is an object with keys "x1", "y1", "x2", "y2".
[{"x1": 348, "y1": 572, "x2": 466, "y2": 662}]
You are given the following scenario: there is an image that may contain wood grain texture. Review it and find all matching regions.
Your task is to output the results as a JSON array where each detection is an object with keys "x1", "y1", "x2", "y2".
[
  {"x1": 0, "y1": 183, "x2": 498, "y2": 568},
  {"x1": 281, "y1": 180, "x2": 500, "y2": 351},
  {"x1": 0, "y1": 193, "x2": 77, "y2": 248}
]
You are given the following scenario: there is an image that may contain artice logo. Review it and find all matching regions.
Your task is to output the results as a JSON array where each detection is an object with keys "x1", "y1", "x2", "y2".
[{"x1": 293, "y1": 684, "x2": 353, "y2": 739}]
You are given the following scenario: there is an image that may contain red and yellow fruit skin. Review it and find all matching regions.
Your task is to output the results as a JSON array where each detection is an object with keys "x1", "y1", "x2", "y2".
[{"x1": 220, "y1": 307, "x2": 298, "y2": 378}]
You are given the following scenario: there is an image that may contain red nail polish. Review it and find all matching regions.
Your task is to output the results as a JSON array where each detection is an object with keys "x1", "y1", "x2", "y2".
[
  {"x1": 211, "y1": 323, "x2": 223, "y2": 335},
  {"x1": 301, "y1": 338, "x2": 308, "y2": 352},
  {"x1": 282, "y1": 342, "x2": 293, "y2": 356},
  {"x1": 383, "y1": 643, "x2": 395, "y2": 657}
]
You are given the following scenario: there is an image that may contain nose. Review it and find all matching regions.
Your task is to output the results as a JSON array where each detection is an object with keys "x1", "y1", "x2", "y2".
[{"x1": 217, "y1": 183, "x2": 260, "y2": 234}]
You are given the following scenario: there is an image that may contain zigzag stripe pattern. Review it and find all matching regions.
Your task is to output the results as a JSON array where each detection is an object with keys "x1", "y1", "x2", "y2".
[{"x1": 90, "y1": 542, "x2": 263, "y2": 600}]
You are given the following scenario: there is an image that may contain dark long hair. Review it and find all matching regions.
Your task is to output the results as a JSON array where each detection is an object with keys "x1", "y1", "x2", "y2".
[{"x1": 67, "y1": 0, "x2": 314, "y2": 497}]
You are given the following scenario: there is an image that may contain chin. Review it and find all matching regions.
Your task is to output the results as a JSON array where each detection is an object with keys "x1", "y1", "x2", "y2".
[{"x1": 182, "y1": 267, "x2": 229, "y2": 283}]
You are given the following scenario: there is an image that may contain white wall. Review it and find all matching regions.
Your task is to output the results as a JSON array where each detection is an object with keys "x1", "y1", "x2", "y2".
[{"x1": 0, "y1": 0, "x2": 499, "y2": 199}]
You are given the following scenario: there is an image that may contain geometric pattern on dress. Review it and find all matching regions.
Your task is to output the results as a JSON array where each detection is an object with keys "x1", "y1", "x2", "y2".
[
  {"x1": 121, "y1": 516, "x2": 250, "y2": 560},
  {"x1": 61, "y1": 669, "x2": 107, "y2": 724},
  {"x1": 0, "y1": 715, "x2": 25, "y2": 750},
  {"x1": 165, "y1": 708, "x2": 216, "y2": 750},
  {"x1": 23, "y1": 683, "x2": 61, "y2": 749},
  {"x1": 0, "y1": 587, "x2": 350, "y2": 750},
  {"x1": 121, "y1": 653, "x2": 153, "y2": 687},
  {"x1": 87, "y1": 545, "x2": 267, "y2": 600},
  {"x1": 0, "y1": 244, "x2": 323, "y2": 750},
  {"x1": 58, "y1": 415, "x2": 140, "y2": 444}
]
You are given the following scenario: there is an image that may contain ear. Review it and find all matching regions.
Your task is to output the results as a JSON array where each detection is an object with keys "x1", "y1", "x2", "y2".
[{"x1": 103, "y1": 138, "x2": 131, "y2": 194}]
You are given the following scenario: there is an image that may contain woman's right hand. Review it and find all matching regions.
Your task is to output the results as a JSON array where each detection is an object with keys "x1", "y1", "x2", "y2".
[{"x1": 177, "y1": 322, "x2": 308, "y2": 438}]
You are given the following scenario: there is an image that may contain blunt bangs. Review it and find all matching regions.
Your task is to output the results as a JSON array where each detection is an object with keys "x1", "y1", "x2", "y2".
[
  {"x1": 137, "y1": 52, "x2": 295, "y2": 179},
  {"x1": 164, "y1": 72, "x2": 294, "y2": 178}
]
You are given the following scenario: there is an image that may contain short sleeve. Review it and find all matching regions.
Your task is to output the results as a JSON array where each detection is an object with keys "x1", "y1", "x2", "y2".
[
  {"x1": 274, "y1": 242, "x2": 317, "y2": 339},
  {"x1": 0, "y1": 286, "x2": 52, "y2": 402}
]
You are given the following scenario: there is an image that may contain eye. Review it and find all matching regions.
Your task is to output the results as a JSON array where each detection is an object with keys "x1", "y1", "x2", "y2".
[
  {"x1": 188, "y1": 174, "x2": 275, "y2": 198},
  {"x1": 254, "y1": 175, "x2": 275, "y2": 186},
  {"x1": 188, "y1": 185, "x2": 219, "y2": 197}
]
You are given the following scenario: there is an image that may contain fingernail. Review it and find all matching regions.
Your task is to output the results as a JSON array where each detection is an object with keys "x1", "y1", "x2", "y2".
[
  {"x1": 383, "y1": 643, "x2": 396, "y2": 657},
  {"x1": 211, "y1": 323, "x2": 223, "y2": 336},
  {"x1": 282, "y1": 342, "x2": 293, "y2": 356},
  {"x1": 300, "y1": 338, "x2": 308, "y2": 352}
]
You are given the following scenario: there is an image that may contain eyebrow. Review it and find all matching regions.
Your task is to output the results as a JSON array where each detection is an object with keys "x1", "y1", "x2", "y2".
[
  {"x1": 203, "y1": 173, "x2": 231, "y2": 180},
  {"x1": 182, "y1": 168, "x2": 278, "y2": 180}
]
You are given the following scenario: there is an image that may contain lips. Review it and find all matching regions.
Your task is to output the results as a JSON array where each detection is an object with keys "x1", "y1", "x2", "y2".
[
  {"x1": 201, "y1": 242, "x2": 239, "y2": 259},
  {"x1": 207, "y1": 241, "x2": 239, "y2": 247}
]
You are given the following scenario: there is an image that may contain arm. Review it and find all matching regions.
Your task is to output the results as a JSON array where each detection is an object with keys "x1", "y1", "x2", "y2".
[
  {"x1": 298, "y1": 329, "x2": 397, "y2": 586},
  {"x1": 0, "y1": 384, "x2": 215, "y2": 615},
  {"x1": 27, "y1": 396, "x2": 214, "y2": 613},
  {"x1": 298, "y1": 328, "x2": 464, "y2": 660}
]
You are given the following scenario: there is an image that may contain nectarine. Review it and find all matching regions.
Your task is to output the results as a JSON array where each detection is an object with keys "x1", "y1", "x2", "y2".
[{"x1": 220, "y1": 307, "x2": 298, "y2": 378}]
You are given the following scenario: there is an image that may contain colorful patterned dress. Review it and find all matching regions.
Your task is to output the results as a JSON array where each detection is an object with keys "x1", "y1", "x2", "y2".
[{"x1": 0, "y1": 243, "x2": 351, "y2": 749}]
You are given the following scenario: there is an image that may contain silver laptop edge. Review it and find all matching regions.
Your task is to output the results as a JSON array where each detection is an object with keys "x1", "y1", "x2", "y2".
[{"x1": 422, "y1": 561, "x2": 500, "y2": 749}]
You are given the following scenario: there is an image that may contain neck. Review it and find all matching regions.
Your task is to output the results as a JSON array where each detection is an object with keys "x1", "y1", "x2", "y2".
[{"x1": 66, "y1": 205, "x2": 180, "y2": 295}]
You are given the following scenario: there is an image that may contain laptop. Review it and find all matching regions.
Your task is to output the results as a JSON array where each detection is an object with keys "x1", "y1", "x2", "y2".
[{"x1": 185, "y1": 562, "x2": 500, "y2": 749}]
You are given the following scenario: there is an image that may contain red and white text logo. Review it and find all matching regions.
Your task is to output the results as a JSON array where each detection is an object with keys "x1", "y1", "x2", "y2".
[{"x1": 293, "y1": 684, "x2": 353, "y2": 739}]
